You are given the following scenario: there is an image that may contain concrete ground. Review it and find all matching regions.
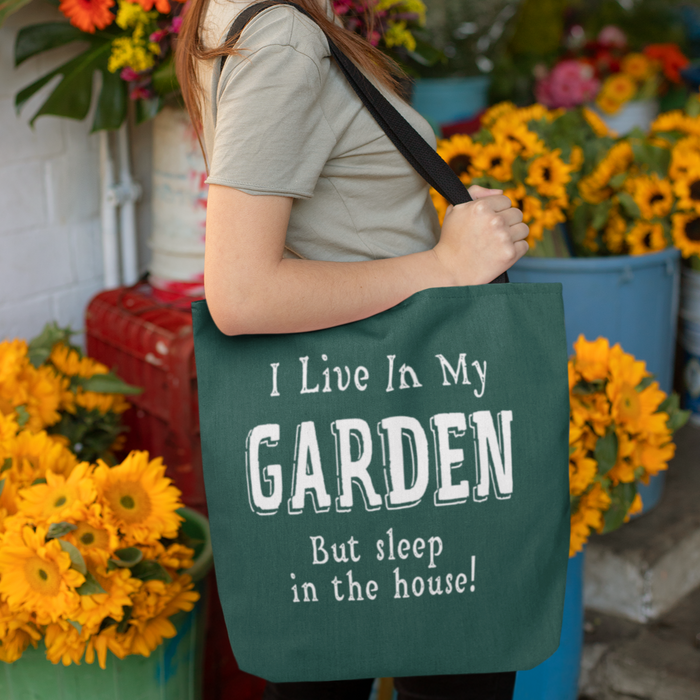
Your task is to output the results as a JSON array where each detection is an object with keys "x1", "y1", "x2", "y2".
[{"x1": 579, "y1": 425, "x2": 700, "y2": 699}]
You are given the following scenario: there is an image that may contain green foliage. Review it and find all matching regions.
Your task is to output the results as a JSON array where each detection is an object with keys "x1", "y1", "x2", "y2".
[
  {"x1": 594, "y1": 429, "x2": 619, "y2": 475},
  {"x1": 110, "y1": 547, "x2": 144, "y2": 568},
  {"x1": 130, "y1": 560, "x2": 172, "y2": 583},
  {"x1": 46, "y1": 522, "x2": 78, "y2": 540},
  {"x1": 602, "y1": 482, "x2": 638, "y2": 533},
  {"x1": 14, "y1": 22, "x2": 127, "y2": 131},
  {"x1": 77, "y1": 571, "x2": 107, "y2": 595},
  {"x1": 28, "y1": 321, "x2": 76, "y2": 368},
  {"x1": 59, "y1": 539, "x2": 87, "y2": 575},
  {"x1": 78, "y1": 372, "x2": 142, "y2": 396}
]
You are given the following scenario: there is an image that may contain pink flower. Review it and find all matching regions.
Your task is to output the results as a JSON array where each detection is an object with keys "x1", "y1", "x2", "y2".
[
  {"x1": 170, "y1": 16, "x2": 182, "y2": 33},
  {"x1": 150, "y1": 29, "x2": 168, "y2": 42},
  {"x1": 536, "y1": 60, "x2": 600, "y2": 109},
  {"x1": 120, "y1": 67, "x2": 140, "y2": 82},
  {"x1": 598, "y1": 25, "x2": 627, "y2": 49},
  {"x1": 130, "y1": 86, "x2": 151, "y2": 101}
]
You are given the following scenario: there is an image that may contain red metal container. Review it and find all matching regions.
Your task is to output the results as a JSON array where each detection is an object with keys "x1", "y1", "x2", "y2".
[{"x1": 85, "y1": 284, "x2": 205, "y2": 510}]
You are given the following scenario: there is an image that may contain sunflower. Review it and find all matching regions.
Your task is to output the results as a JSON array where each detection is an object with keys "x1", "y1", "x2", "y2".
[
  {"x1": 603, "y1": 206, "x2": 628, "y2": 254},
  {"x1": 651, "y1": 111, "x2": 700, "y2": 137},
  {"x1": 0, "y1": 526, "x2": 84, "y2": 624},
  {"x1": 636, "y1": 440, "x2": 676, "y2": 478},
  {"x1": 583, "y1": 226, "x2": 600, "y2": 253},
  {"x1": 673, "y1": 166, "x2": 700, "y2": 212},
  {"x1": 44, "y1": 620, "x2": 87, "y2": 666},
  {"x1": 568, "y1": 145, "x2": 584, "y2": 172},
  {"x1": 8, "y1": 429, "x2": 78, "y2": 488},
  {"x1": 526, "y1": 149, "x2": 571, "y2": 199},
  {"x1": 480, "y1": 102, "x2": 517, "y2": 127},
  {"x1": 58, "y1": 0, "x2": 115, "y2": 33},
  {"x1": 66, "y1": 503, "x2": 120, "y2": 567},
  {"x1": 572, "y1": 335, "x2": 610, "y2": 382},
  {"x1": 671, "y1": 211, "x2": 700, "y2": 258},
  {"x1": 490, "y1": 120, "x2": 545, "y2": 159},
  {"x1": 578, "y1": 141, "x2": 634, "y2": 204},
  {"x1": 94, "y1": 451, "x2": 183, "y2": 545},
  {"x1": 84, "y1": 624, "x2": 131, "y2": 668},
  {"x1": 569, "y1": 448, "x2": 597, "y2": 496},
  {"x1": 0, "y1": 599, "x2": 41, "y2": 663},
  {"x1": 607, "y1": 431, "x2": 637, "y2": 484},
  {"x1": 669, "y1": 138, "x2": 700, "y2": 180},
  {"x1": 597, "y1": 74, "x2": 637, "y2": 111},
  {"x1": 74, "y1": 387, "x2": 131, "y2": 415},
  {"x1": 626, "y1": 221, "x2": 667, "y2": 256},
  {"x1": 503, "y1": 187, "x2": 546, "y2": 244},
  {"x1": 437, "y1": 135, "x2": 482, "y2": 182},
  {"x1": 140, "y1": 541, "x2": 195, "y2": 572},
  {"x1": 19, "y1": 461, "x2": 96, "y2": 525},
  {"x1": 75, "y1": 566, "x2": 142, "y2": 633},
  {"x1": 50, "y1": 344, "x2": 109, "y2": 380},
  {"x1": 621, "y1": 53, "x2": 653, "y2": 81},
  {"x1": 570, "y1": 483, "x2": 611, "y2": 557},
  {"x1": 472, "y1": 140, "x2": 516, "y2": 182},
  {"x1": 628, "y1": 174, "x2": 673, "y2": 220},
  {"x1": 582, "y1": 107, "x2": 610, "y2": 137}
]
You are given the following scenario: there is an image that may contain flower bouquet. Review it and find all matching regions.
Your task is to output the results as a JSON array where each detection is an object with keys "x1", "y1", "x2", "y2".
[
  {"x1": 431, "y1": 102, "x2": 609, "y2": 252},
  {"x1": 567, "y1": 336, "x2": 688, "y2": 556},
  {"x1": 535, "y1": 25, "x2": 689, "y2": 117},
  {"x1": 0, "y1": 323, "x2": 140, "y2": 464},
  {"x1": 0, "y1": 406, "x2": 199, "y2": 667}
]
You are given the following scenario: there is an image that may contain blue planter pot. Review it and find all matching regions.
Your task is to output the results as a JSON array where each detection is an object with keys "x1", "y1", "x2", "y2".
[
  {"x1": 509, "y1": 248, "x2": 681, "y2": 512},
  {"x1": 513, "y1": 551, "x2": 585, "y2": 700},
  {"x1": 411, "y1": 76, "x2": 491, "y2": 131}
]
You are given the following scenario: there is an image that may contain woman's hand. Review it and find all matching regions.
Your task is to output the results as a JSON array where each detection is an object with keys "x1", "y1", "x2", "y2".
[{"x1": 433, "y1": 185, "x2": 529, "y2": 286}]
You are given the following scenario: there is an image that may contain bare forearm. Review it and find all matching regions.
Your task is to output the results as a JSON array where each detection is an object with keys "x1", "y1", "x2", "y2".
[{"x1": 210, "y1": 249, "x2": 452, "y2": 335}]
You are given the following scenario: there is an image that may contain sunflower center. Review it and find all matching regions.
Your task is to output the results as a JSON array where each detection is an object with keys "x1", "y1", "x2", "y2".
[
  {"x1": 618, "y1": 383, "x2": 641, "y2": 421},
  {"x1": 543, "y1": 167, "x2": 551, "y2": 181},
  {"x1": 54, "y1": 496, "x2": 67, "y2": 508},
  {"x1": 75, "y1": 522, "x2": 109, "y2": 549},
  {"x1": 690, "y1": 180, "x2": 700, "y2": 200},
  {"x1": 649, "y1": 193, "x2": 664, "y2": 204},
  {"x1": 24, "y1": 556, "x2": 61, "y2": 596},
  {"x1": 80, "y1": 532, "x2": 95, "y2": 545},
  {"x1": 448, "y1": 155, "x2": 472, "y2": 176},
  {"x1": 685, "y1": 217, "x2": 700, "y2": 242},
  {"x1": 107, "y1": 481, "x2": 152, "y2": 525},
  {"x1": 491, "y1": 157, "x2": 503, "y2": 168},
  {"x1": 643, "y1": 232, "x2": 652, "y2": 248}
]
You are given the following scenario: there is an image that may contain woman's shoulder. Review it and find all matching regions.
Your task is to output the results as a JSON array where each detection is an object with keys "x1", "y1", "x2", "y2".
[{"x1": 203, "y1": 1, "x2": 330, "y2": 65}]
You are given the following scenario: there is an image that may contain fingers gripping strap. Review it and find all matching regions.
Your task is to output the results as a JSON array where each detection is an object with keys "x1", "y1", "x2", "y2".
[{"x1": 220, "y1": 1, "x2": 508, "y2": 283}]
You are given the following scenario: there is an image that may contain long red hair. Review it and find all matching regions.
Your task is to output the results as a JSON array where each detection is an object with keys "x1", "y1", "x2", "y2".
[{"x1": 175, "y1": 0, "x2": 404, "y2": 137}]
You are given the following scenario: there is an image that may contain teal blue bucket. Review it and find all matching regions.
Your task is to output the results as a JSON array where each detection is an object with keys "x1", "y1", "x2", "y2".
[
  {"x1": 509, "y1": 248, "x2": 681, "y2": 511},
  {"x1": 513, "y1": 551, "x2": 585, "y2": 700},
  {"x1": 0, "y1": 508, "x2": 213, "y2": 700},
  {"x1": 411, "y1": 76, "x2": 491, "y2": 131}
]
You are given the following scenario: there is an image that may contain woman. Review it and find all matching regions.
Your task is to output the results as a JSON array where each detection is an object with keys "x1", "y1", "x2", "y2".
[{"x1": 176, "y1": 1, "x2": 529, "y2": 698}]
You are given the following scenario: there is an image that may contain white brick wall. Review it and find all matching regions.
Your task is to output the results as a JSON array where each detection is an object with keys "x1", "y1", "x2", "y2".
[{"x1": 0, "y1": 4, "x2": 105, "y2": 344}]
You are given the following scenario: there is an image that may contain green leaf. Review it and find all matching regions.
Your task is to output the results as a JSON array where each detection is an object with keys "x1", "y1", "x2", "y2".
[
  {"x1": 116, "y1": 606, "x2": 133, "y2": 634},
  {"x1": 636, "y1": 376, "x2": 656, "y2": 391},
  {"x1": 617, "y1": 192, "x2": 641, "y2": 219},
  {"x1": 14, "y1": 22, "x2": 87, "y2": 66},
  {"x1": 110, "y1": 547, "x2": 143, "y2": 568},
  {"x1": 67, "y1": 619, "x2": 82, "y2": 634},
  {"x1": 572, "y1": 379, "x2": 605, "y2": 395},
  {"x1": 59, "y1": 540, "x2": 87, "y2": 576},
  {"x1": 46, "y1": 522, "x2": 77, "y2": 540},
  {"x1": 594, "y1": 429, "x2": 619, "y2": 475},
  {"x1": 609, "y1": 172, "x2": 627, "y2": 189},
  {"x1": 77, "y1": 571, "x2": 106, "y2": 596},
  {"x1": 1, "y1": 458, "x2": 12, "y2": 474},
  {"x1": 28, "y1": 321, "x2": 76, "y2": 368},
  {"x1": 602, "y1": 482, "x2": 637, "y2": 533},
  {"x1": 0, "y1": 0, "x2": 33, "y2": 27},
  {"x1": 591, "y1": 201, "x2": 612, "y2": 231},
  {"x1": 130, "y1": 560, "x2": 172, "y2": 583},
  {"x1": 15, "y1": 405, "x2": 30, "y2": 427},
  {"x1": 135, "y1": 96, "x2": 162, "y2": 125},
  {"x1": 92, "y1": 65, "x2": 127, "y2": 132},
  {"x1": 78, "y1": 372, "x2": 142, "y2": 395},
  {"x1": 98, "y1": 616, "x2": 118, "y2": 632},
  {"x1": 151, "y1": 56, "x2": 180, "y2": 97},
  {"x1": 31, "y1": 477, "x2": 47, "y2": 485},
  {"x1": 0, "y1": 479, "x2": 4, "y2": 498}
]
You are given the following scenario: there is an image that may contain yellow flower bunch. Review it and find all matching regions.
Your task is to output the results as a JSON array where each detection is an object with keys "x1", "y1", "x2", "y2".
[
  {"x1": 0, "y1": 325, "x2": 139, "y2": 464},
  {"x1": 567, "y1": 336, "x2": 686, "y2": 556},
  {"x1": 0, "y1": 415, "x2": 198, "y2": 667},
  {"x1": 595, "y1": 51, "x2": 661, "y2": 116},
  {"x1": 108, "y1": 0, "x2": 161, "y2": 74},
  {"x1": 433, "y1": 103, "x2": 581, "y2": 249}
]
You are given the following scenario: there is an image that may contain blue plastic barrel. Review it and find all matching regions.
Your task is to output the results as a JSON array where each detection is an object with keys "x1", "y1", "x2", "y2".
[
  {"x1": 513, "y1": 551, "x2": 585, "y2": 700},
  {"x1": 411, "y1": 76, "x2": 491, "y2": 131},
  {"x1": 509, "y1": 248, "x2": 681, "y2": 511}
]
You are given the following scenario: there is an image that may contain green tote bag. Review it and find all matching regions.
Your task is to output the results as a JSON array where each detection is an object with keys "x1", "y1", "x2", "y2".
[{"x1": 193, "y1": 1, "x2": 570, "y2": 683}]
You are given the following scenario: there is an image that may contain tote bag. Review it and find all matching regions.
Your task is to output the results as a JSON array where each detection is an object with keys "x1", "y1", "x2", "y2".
[{"x1": 193, "y1": 1, "x2": 570, "y2": 683}]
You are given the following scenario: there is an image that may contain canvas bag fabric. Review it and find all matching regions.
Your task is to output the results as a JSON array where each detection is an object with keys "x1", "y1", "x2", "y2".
[{"x1": 193, "y1": 1, "x2": 571, "y2": 683}]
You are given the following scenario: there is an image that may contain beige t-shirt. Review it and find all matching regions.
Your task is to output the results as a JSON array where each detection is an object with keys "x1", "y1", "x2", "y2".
[{"x1": 200, "y1": 0, "x2": 441, "y2": 262}]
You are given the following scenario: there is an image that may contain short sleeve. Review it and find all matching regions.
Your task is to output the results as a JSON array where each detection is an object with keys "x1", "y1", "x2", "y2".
[{"x1": 206, "y1": 41, "x2": 337, "y2": 199}]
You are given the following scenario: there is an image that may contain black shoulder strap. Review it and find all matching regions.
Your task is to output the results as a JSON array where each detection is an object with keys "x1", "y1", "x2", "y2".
[{"x1": 221, "y1": 1, "x2": 508, "y2": 284}]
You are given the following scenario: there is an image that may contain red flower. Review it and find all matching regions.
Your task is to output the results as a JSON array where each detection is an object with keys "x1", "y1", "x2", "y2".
[
  {"x1": 59, "y1": 0, "x2": 114, "y2": 33},
  {"x1": 644, "y1": 44, "x2": 689, "y2": 83}
]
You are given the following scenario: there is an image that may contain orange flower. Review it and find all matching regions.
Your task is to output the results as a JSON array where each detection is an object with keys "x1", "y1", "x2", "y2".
[
  {"x1": 644, "y1": 44, "x2": 689, "y2": 84},
  {"x1": 132, "y1": 0, "x2": 177, "y2": 13},
  {"x1": 59, "y1": 0, "x2": 115, "y2": 33}
]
